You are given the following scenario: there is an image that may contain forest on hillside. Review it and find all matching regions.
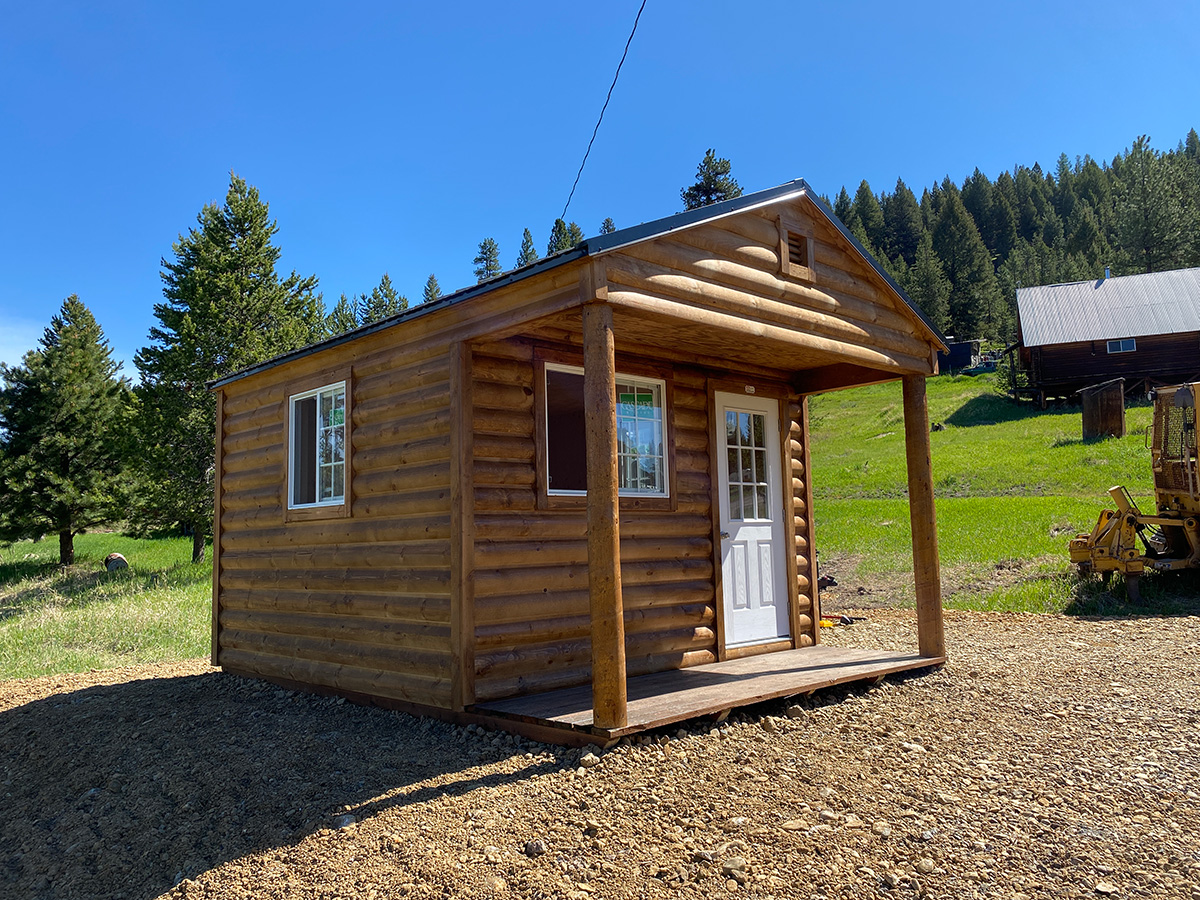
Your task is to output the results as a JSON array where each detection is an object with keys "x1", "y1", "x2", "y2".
[{"x1": 825, "y1": 129, "x2": 1200, "y2": 343}]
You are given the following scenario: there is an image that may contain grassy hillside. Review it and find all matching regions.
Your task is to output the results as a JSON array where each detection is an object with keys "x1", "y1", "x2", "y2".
[
  {"x1": 0, "y1": 533, "x2": 210, "y2": 679},
  {"x1": 808, "y1": 374, "x2": 1196, "y2": 614}
]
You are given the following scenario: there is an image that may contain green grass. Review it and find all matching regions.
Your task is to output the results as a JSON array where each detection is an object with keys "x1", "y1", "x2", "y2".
[
  {"x1": 0, "y1": 533, "x2": 211, "y2": 680},
  {"x1": 809, "y1": 374, "x2": 1155, "y2": 501},
  {"x1": 809, "y1": 375, "x2": 1198, "y2": 616}
]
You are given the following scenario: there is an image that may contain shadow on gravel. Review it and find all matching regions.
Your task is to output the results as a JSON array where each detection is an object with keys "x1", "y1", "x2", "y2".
[{"x1": 0, "y1": 671, "x2": 561, "y2": 900}]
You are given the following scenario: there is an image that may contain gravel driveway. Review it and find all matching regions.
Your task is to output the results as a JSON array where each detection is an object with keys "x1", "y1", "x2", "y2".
[{"x1": 2, "y1": 608, "x2": 1197, "y2": 900}]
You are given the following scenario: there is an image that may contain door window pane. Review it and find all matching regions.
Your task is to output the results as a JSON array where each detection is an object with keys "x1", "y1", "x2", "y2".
[{"x1": 724, "y1": 408, "x2": 770, "y2": 521}]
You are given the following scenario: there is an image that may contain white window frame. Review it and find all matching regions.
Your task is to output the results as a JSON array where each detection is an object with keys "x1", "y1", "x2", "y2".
[
  {"x1": 543, "y1": 362, "x2": 670, "y2": 499},
  {"x1": 1106, "y1": 338, "x2": 1136, "y2": 354},
  {"x1": 288, "y1": 380, "x2": 347, "y2": 509}
]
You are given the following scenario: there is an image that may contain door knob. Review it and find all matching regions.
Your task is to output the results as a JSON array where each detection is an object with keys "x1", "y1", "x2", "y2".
[{"x1": 720, "y1": 531, "x2": 730, "y2": 539}]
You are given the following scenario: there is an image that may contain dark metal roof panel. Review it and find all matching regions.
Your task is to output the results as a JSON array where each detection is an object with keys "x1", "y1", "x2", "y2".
[
  {"x1": 212, "y1": 178, "x2": 945, "y2": 389},
  {"x1": 1016, "y1": 267, "x2": 1200, "y2": 347}
]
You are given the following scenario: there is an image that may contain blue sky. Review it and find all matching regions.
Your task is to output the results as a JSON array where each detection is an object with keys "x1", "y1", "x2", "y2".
[{"x1": 1, "y1": 1, "x2": 1196, "y2": 374}]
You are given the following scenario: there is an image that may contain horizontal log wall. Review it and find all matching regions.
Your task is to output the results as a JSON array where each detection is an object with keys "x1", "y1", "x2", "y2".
[
  {"x1": 603, "y1": 198, "x2": 933, "y2": 375},
  {"x1": 216, "y1": 345, "x2": 455, "y2": 708},
  {"x1": 1032, "y1": 332, "x2": 1200, "y2": 389},
  {"x1": 470, "y1": 337, "x2": 717, "y2": 702}
]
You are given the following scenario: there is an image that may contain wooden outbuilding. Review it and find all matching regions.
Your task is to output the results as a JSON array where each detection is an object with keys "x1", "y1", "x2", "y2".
[
  {"x1": 209, "y1": 180, "x2": 948, "y2": 744},
  {"x1": 1016, "y1": 266, "x2": 1200, "y2": 402},
  {"x1": 1079, "y1": 378, "x2": 1126, "y2": 440}
]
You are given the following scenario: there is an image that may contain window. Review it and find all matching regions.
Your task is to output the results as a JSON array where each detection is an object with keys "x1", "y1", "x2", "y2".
[
  {"x1": 289, "y1": 382, "x2": 346, "y2": 508},
  {"x1": 1107, "y1": 338, "x2": 1136, "y2": 354},
  {"x1": 543, "y1": 363, "x2": 668, "y2": 497},
  {"x1": 725, "y1": 409, "x2": 770, "y2": 521}
]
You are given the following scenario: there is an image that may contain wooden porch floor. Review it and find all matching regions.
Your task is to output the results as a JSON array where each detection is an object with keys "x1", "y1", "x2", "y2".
[{"x1": 472, "y1": 646, "x2": 944, "y2": 742}]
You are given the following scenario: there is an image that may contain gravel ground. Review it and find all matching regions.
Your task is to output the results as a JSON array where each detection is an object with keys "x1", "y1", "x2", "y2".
[{"x1": 2, "y1": 608, "x2": 1198, "y2": 900}]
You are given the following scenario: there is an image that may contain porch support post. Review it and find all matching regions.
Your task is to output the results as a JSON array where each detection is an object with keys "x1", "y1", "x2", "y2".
[
  {"x1": 902, "y1": 374, "x2": 945, "y2": 659},
  {"x1": 582, "y1": 300, "x2": 628, "y2": 730}
]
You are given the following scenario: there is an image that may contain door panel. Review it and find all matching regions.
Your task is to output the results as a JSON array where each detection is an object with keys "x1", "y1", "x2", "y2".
[{"x1": 715, "y1": 392, "x2": 790, "y2": 649}]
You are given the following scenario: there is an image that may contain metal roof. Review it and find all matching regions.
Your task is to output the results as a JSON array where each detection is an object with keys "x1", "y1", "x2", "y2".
[
  {"x1": 1017, "y1": 267, "x2": 1200, "y2": 348},
  {"x1": 212, "y1": 179, "x2": 944, "y2": 389}
]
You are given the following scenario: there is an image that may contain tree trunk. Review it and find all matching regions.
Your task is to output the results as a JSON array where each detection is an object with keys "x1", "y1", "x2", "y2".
[
  {"x1": 59, "y1": 531, "x2": 75, "y2": 566},
  {"x1": 192, "y1": 527, "x2": 206, "y2": 564}
]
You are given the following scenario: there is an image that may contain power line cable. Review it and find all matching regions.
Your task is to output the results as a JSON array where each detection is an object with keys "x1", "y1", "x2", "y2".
[{"x1": 560, "y1": 0, "x2": 648, "y2": 221}]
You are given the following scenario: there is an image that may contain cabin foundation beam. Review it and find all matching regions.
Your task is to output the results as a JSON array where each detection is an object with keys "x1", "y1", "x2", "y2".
[
  {"x1": 902, "y1": 374, "x2": 945, "y2": 659},
  {"x1": 582, "y1": 300, "x2": 628, "y2": 730}
]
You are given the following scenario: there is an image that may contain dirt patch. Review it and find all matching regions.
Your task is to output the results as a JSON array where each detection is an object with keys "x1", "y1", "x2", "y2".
[
  {"x1": 816, "y1": 553, "x2": 1056, "y2": 612},
  {"x1": 3, "y1": 610, "x2": 1199, "y2": 899}
]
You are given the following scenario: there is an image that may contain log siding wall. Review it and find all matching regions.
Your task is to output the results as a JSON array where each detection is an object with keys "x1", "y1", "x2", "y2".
[
  {"x1": 216, "y1": 344, "x2": 456, "y2": 708},
  {"x1": 1031, "y1": 332, "x2": 1200, "y2": 390},
  {"x1": 470, "y1": 337, "x2": 718, "y2": 702}
]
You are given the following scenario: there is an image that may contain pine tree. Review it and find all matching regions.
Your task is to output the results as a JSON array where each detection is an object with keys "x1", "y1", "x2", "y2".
[
  {"x1": 422, "y1": 274, "x2": 443, "y2": 304},
  {"x1": 517, "y1": 229, "x2": 539, "y2": 267},
  {"x1": 931, "y1": 179, "x2": 1005, "y2": 340},
  {"x1": 325, "y1": 293, "x2": 360, "y2": 335},
  {"x1": 566, "y1": 222, "x2": 585, "y2": 246},
  {"x1": 600, "y1": 217, "x2": 616, "y2": 235},
  {"x1": 474, "y1": 238, "x2": 502, "y2": 282},
  {"x1": 881, "y1": 178, "x2": 923, "y2": 265},
  {"x1": 680, "y1": 149, "x2": 742, "y2": 210},
  {"x1": 547, "y1": 219, "x2": 571, "y2": 255},
  {"x1": 358, "y1": 273, "x2": 408, "y2": 325},
  {"x1": 133, "y1": 173, "x2": 325, "y2": 562},
  {"x1": 903, "y1": 234, "x2": 951, "y2": 335},
  {"x1": 851, "y1": 180, "x2": 886, "y2": 253},
  {"x1": 1114, "y1": 135, "x2": 1187, "y2": 273},
  {"x1": 0, "y1": 297, "x2": 129, "y2": 565},
  {"x1": 833, "y1": 187, "x2": 853, "y2": 225}
]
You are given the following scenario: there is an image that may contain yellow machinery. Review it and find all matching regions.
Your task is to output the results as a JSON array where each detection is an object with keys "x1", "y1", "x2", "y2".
[{"x1": 1069, "y1": 383, "x2": 1200, "y2": 600}]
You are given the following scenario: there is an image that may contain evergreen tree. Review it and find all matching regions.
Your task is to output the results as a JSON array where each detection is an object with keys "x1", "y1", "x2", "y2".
[
  {"x1": 547, "y1": 219, "x2": 571, "y2": 255},
  {"x1": 680, "y1": 149, "x2": 742, "y2": 210},
  {"x1": 600, "y1": 217, "x2": 617, "y2": 235},
  {"x1": 358, "y1": 273, "x2": 407, "y2": 324},
  {"x1": 931, "y1": 179, "x2": 1006, "y2": 340},
  {"x1": 325, "y1": 293, "x2": 359, "y2": 335},
  {"x1": 833, "y1": 187, "x2": 853, "y2": 225},
  {"x1": 1114, "y1": 135, "x2": 1187, "y2": 273},
  {"x1": 422, "y1": 274, "x2": 443, "y2": 304},
  {"x1": 851, "y1": 180, "x2": 886, "y2": 252},
  {"x1": 902, "y1": 234, "x2": 951, "y2": 335},
  {"x1": 881, "y1": 178, "x2": 923, "y2": 265},
  {"x1": 474, "y1": 238, "x2": 502, "y2": 282},
  {"x1": 133, "y1": 173, "x2": 324, "y2": 562},
  {"x1": 517, "y1": 228, "x2": 539, "y2": 267},
  {"x1": 566, "y1": 222, "x2": 585, "y2": 246},
  {"x1": 0, "y1": 297, "x2": 129, "y2": 565}
]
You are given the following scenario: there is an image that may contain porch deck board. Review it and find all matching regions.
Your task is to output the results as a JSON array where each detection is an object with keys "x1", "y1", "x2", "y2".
[{"x1": 473, "y1": 646, "x2": 943, "y2": 738}]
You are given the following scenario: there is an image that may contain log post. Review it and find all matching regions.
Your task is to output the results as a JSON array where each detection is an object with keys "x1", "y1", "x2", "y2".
[
  {"x1": 902, "y1": 374, "x2": 945, "y2": 659},
  {"x1": 582, "y1": 300, "x2": 627, "y2": 729}
]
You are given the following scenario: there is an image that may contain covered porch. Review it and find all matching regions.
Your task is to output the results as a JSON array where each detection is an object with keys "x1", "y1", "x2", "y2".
[{"x1": 540, "y1": 282, "x2": 945, "y2": 738}]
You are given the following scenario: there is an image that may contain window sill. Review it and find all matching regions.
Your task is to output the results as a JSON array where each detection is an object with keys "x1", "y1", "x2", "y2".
[
  {"x1": 539, "y1": 493, "x2": 675, "y2": 512},
  {"x1": 284, "y1": 500, "x2": 351, "y2": 522}
]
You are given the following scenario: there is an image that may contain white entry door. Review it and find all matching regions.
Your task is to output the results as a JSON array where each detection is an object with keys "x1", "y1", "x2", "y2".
[{"x1": 715, "y1": 392, "x2": 790, "y2": 649}]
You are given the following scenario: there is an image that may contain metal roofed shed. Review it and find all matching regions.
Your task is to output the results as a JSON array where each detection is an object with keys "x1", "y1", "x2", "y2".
[
  {"x1": 1014, "y1": 266, "x2": 1200, "y2": 403},
  {"x1": 207, "y1": 178, "x2": 949, "y2": 745}
]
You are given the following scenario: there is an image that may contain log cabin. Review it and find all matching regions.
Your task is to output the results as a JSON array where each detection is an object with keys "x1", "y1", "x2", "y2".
[
  {"x1": 209, "y1": 179, "x2": 948, "y2": 745},
  {"x1": 1016, "y1": 266, "x2": 1200, "y2": 402}
]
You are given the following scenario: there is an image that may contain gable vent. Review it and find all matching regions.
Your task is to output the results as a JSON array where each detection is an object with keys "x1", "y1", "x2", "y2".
[{"x1": 787, "y1": 232, "x2": 809, "y2": 267}]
